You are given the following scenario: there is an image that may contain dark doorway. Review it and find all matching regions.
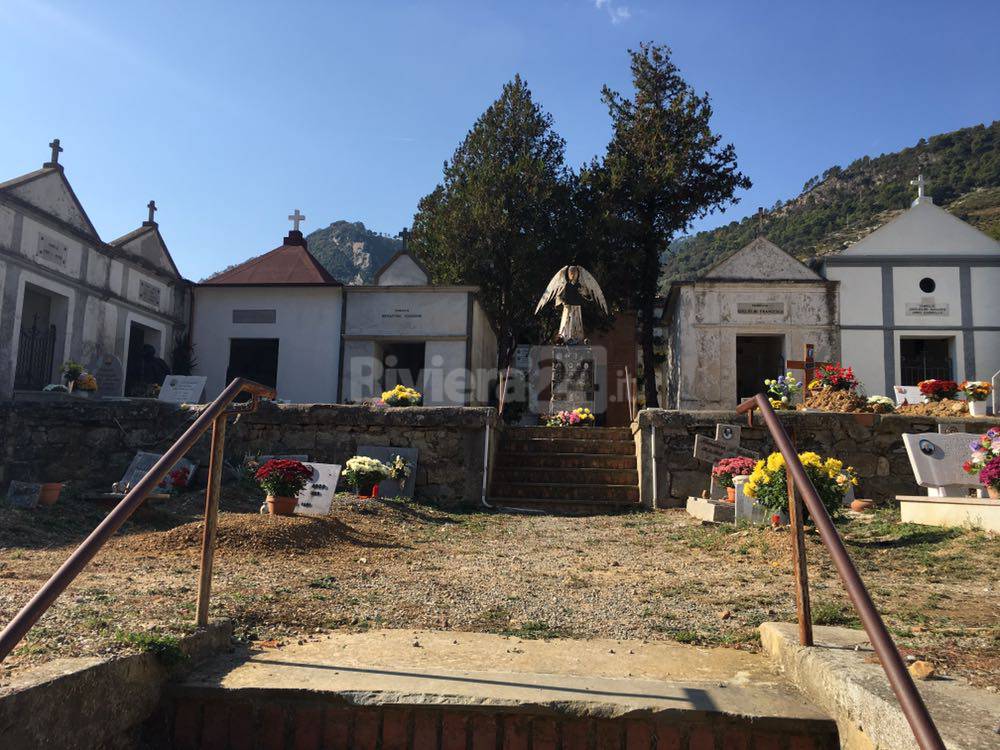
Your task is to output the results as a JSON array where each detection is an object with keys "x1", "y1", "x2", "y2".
[
  {"x1": 125, "y1": 322, "x2": 167, "y2": 396},
  {"x1": 736, "y1": 335, "x2": 785, "y2": 403},
  {"x1": 227, "y1": 339, "x2": 280, "y2": 389},
  {"x1": 899, "y1": 338, "x2": 953, "y2": 385},
  {"x1": 382, "y1": 342, "x2": 425, "y2": 391}
]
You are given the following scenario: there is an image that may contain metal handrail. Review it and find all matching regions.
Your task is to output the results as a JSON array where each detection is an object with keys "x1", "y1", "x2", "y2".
[
  {"x1": 0, "y1": 378, "x2": 275, "y2": 663},
  {"x1": 737, "y1": 393, "x2": 945, "y2": 750}
]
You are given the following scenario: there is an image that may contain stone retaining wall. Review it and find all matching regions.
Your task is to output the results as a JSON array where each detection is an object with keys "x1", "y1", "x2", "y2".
[
  {"x1": 634, "y1": 409, "x2": 1000, "y2": 508},
  {"x1": 0, "y1": 399, "x2": 497, "y2": 508}
]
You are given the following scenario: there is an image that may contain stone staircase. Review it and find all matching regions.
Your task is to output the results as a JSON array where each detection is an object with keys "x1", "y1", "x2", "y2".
[{"x1": 490, "y1": 426, "x2": 640, "y2": 513}]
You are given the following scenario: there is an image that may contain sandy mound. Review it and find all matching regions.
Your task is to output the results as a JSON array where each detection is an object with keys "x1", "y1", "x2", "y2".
[
  {"x1": 801, "y1": 388, "x2": 870, "y2": 413},
  {"x1": 896, "y1": 398, "x2": 972, "y2": 418}
]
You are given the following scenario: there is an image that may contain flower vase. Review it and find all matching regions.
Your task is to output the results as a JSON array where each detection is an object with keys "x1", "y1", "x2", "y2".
[
  {"x1": 266, "y1": 495, "x2": 297, "y2": 516},
  {"x1": 725, "y1": 487, "x2": 736, "y2": 503},
  {"x1": 356, "y1": 483, "x2": 378, "y2": 499},
  {"x1": 988, "y1": 486, "x2": 999, "y2": 500},
  {"x1": 969, "y1": 400, "x2": 987, "y2": 417}
]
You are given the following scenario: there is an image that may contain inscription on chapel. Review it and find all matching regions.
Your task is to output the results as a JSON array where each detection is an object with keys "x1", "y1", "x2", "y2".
[
  {"x1": 736, "y1": 301, "x2": 785, "y2": 315},
  {"x1": 36, "y1": 234, "x2": 68, "y2": 267},
  {"x1": 905, "y1": 300, "x2": 949, "y2": 317},
  {"x1": 380, "y1": 307, "x2": 423, "y2": 321},
  {"x1": 138, "y1": 280, "x2": 161, "y2": 308}
]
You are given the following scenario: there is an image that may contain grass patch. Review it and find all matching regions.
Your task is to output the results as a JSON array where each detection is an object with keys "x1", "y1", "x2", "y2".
[
  {"x1": 114, "y1": 630, "x2": 185, "y2": 666},
  {"x1": 811, "y1": 600, "x2": 860, "y2": 627},
  {"x1": 500, "y1": 620, "x2": 569, "y2": 640}
]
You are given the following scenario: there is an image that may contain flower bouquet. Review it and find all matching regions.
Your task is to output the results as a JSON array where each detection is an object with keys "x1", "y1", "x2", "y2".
[
  {"x1": 963, "y1": 428, "x2": 1000, "y2": 498},
  {"x1": 61, "y1": 360, "x2": 84, "y2": 391},
  {"x1": 711, "y1": 456, "x2": 758, "y2": 502},
  {"x1": 764, "y1": 372, "x2": 802, "y2": 409},
  {"x1": 961, "y1": 380, "x2": 992, "y2": 416},
  {"x1": 387, "y1": 454, "x2": 412, "y2": 483},
  {"x1": 342, "y1": 456, "x2": 390, "y2": 498},
  {"x1": 866, "y1": 395, "x2": 895, "y2": 414},
  {"x1": 381, "y1": 385, "x2": 423, "y2": 407},
  {"x1": 744, "y1": 452, "x2": 855, "y2": 520},
  {"x1": 918, "y1": 379, "x2": 959, "y2": 402},
  {"x1": 255, "y1": 459, "x2": 313, "y2": 515},
  {"x1": 545, "y1": 407, "x2": 595, "y2": 427},
  {"x1": 812, "y1": 363, "x2": 858, "y2": 392}
]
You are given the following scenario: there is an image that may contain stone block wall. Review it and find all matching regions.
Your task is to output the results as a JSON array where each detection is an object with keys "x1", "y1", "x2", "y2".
[
  {"x1": 635, "y1": 409, "x2": 1000, "y2": 508},
  {"x1": 0, "y1": 400, "x2": 497, "y2": 508}
]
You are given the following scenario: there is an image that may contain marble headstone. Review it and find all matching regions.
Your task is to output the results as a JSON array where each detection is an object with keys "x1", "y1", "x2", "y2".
[
  {"x1": 116, "y1": 451, "x2": 197, "y2": 493},
  {"x1": 295, "y1": 463, "x2": 340, "y2": 516},
  {"x1": 6, "y1": 481, "x2": 42, "y2": 509},
  {"x1": 550, "y1": 346, "x2": 596, "y2": 414},
  {"x1": 158, "y1": 375, "x2": 207, "y2": 404},
  {"x1": 358, "y1": 445, "x2": 418, "y2": 498},
  {"x1": 901, "y1": 432, "x2": 984, "y2": 498},
  {"x1": 92, "y1": 354, "x2": 125, "y2": 398},
  {"x1": 893, "y1": 385, "x2": 924, "y2": 406}
]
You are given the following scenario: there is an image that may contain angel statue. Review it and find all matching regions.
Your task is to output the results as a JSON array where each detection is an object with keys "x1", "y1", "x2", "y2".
[{"x1": 534, "y1": 265, "x2": 608, "y2": 345}]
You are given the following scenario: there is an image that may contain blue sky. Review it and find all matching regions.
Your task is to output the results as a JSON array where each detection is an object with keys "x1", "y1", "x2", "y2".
[{"x1": 2, "y1": 0, "x2": 998, "y2": 281}]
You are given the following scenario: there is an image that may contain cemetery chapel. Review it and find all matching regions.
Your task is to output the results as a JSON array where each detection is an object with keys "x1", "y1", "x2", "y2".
[{"x1": 662, "y1": 178, "x2": 1000, "y2": 409}]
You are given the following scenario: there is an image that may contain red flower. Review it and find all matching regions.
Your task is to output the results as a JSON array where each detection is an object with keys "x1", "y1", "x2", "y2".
[
  {"x1": 255, "y1": 459, "x2": 313, "y2": 497},
  {"x1": 918, "y1": 379, "x2": 959, "y2": 400}
]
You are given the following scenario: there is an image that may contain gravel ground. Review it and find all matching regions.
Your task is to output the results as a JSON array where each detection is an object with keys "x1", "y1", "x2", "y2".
[{"x1": 1, "y1": 488, "x2": 997, "y2": 689}]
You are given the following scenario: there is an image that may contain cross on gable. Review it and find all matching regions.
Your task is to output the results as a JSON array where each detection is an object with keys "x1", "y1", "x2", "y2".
[
  {"x1": 45, "y1": 138, "x2": 63, "y2": 168},
  {"x1": 399, "y1": 227, "x2": 410, "y2": 247},
  {"x1": 910, "y1": 174, "x2": 927, "y2": 200},
  {"x1": 145, "y1": 200, "x2": 157, "y2": 225},
  {"x1": 288, "y1": 209, "x2": 305, "y2": 232},
  {"x1": 757, "y1": 207, "x2": 765, "y2": 235}
]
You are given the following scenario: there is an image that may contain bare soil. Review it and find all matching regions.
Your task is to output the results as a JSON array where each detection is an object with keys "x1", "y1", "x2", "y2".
[
  {"x1": 1, "y1": 488, "x2": 997, "y2": 690},
  {"x1": 897, "y1": 398, "x2": 975, "y2": 418}
]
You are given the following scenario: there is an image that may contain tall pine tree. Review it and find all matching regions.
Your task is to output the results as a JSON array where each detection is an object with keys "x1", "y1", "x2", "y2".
[
  {"x1": 596, "y1": 43, "x2": 750, "y2": 407},
  {"x1": 410, "y1": 75, "x2": 573, "y2": 366}
]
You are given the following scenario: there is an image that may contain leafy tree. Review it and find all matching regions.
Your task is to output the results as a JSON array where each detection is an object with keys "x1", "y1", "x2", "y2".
[
  {"x1": 594, "y1": 43, "x2": 751, "y2": 407},
  {"x1": 410, "y1": 75, "x2": 574, "y2": 365}
]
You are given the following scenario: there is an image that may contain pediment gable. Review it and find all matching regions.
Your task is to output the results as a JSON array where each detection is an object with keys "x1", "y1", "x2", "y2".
[
  {"x1": 843, "y1": 199, "x2": 1000, "y2": 256},
  {"x1": 702, "y1": 237, "x2": 821, "y2": 281},
  {"x1": 110, "y1": 225, "x2": 182, "y2": 279},
  {"x1": 375, "y1": 250, "x2": 430, "y2": 286},
  {"x1": 0, "y1": 169, "x2": 99, "y2": 240}
]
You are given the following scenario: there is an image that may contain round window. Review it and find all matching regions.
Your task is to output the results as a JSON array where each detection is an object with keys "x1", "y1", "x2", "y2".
[{"x1": 919, "y1": 277, "x2": 936, "y2": 294}]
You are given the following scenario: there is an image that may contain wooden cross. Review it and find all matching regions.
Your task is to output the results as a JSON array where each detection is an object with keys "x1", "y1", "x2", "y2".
[
  {"x1": 47, "y1": 138, "x2": 63, "y2": 166},
  {"x1": 146, "y1": 200, "x2": 157, "y2": 224},
  {"x1": 786, "y1": 343, "x2": 831, "y2": 386},
  {"x1": 288, "y1": 209, "x2": 305, "y2": 232},
  {"x1": 910, "y1": 174, "x2": 927, "y2": 200}
]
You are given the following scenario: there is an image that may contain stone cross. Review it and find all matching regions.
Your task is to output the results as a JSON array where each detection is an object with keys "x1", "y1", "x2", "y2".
[
  {"x1": 910, "y1": 174, "x2": 927, "y2": 200},
  {"x1": 757, "y1": 207, "x2": 765, "y2": 235},
  {"x1": 693, "y1": 424, "x2": 759, "y2": 501},
  {"x1": 46, "y1": 138, "x2": 63, "y2": 167},
  {"x1": 399, "y1": 227, "x2": 410, "y2": 248},
  {"x1": 146, "y1": 200, "x2": 157, "y2": 225},
  {"x1": 288, "y1": 209, "x2": 306, "y2": 232}
]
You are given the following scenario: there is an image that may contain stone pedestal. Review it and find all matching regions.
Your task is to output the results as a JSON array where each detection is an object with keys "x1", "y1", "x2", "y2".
[{"x1": 550, "y1": 346, "x2": 600, "y2": 414}]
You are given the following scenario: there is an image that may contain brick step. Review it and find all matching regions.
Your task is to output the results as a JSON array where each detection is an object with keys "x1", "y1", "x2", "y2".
[
  {"x1": 488, "y1": 497, "x2": 643, "y2": 514},
  {"x1": 494, "y1": 452, "x2": 637, "y2": 470},
  {"x1": 491, "y1": 481, "x2": 639, "y2": 502},
  {"x1": 499, "y1": 437, "x2": 635, "y2": 455},
  {"x1": 504, "y1": 426, "x2": 633, "y2": 441},
  {"x1": 492, "y1": 466, "x2": 638, "y2": 485}
]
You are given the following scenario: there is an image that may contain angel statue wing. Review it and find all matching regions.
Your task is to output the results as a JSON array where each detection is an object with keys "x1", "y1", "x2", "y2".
[
  {"x1": 576, "y1": 267, "x2": 608, "y2": 314},
  {"x1": 534, "y1": 266, "x2": 569, "y2": 315}
]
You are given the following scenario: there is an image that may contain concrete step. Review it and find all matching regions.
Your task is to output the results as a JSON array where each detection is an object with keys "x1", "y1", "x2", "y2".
[
  {"x1": 488, "y1": 497, "x2": 642, "y2": 514},
  {"x1": 499, "y1": 437, "x2": 635, "y2": 455},
  {"x1": 491, "y1": 481, "x2": 640, "y2": 502},
  {"x1": 505, "y1": 426, "x2": 633, "y2": 441},
  {"x1": 155, "y1": 630, "x2": 838, "y2": 749},
  {"x1": 492, "y1": 466, "x2": 639, "y2": 485},
  {"x1": 495, "y1": 452, "x2": 638, "y2": 470}
]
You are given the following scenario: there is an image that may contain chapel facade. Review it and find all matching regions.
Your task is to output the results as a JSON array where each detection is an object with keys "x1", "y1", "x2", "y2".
[{"x1": 0, "y1": 141, "x2": 189, "y2": 398}]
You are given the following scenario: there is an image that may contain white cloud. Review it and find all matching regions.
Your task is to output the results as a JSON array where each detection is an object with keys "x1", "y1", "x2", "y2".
[{"x1": 594, "y1": 0, "x2": 631, "y2": 25}]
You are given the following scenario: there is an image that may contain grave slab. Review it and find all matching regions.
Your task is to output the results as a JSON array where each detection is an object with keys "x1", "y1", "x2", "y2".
[
  {"x1": 358, "y1": 445, "x2": 418, "y2": 498},
  {"x1": 901, "y1": 432, "x2": 985, "y2": 497},
  {"x1": 158, "y1": 375, "x2": 207, "y2": 404},
  {"x1": 294, "y1": 462, "x2": 340, "y2": 516},
  {"x1": 91, "y1": 354, "x2": 125, "y2": 399},
  {"x1": 685, "y1": 496, "x2": 735, "y2": 523}
]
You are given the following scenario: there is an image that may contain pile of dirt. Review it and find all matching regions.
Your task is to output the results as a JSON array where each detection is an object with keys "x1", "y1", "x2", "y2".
[
  {"x1": 800, "y1": 388, "x2": 871, "y2": 413},
  {"x1": 896, "y1": 398, "x2": 972, "y2": 418},
  {"x1": 113, "y1": 512, "x2": 386, "y2": 556}
]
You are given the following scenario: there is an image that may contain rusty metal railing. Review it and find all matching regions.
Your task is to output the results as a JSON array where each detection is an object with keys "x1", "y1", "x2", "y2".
[
  {"x1": 0, "y1": 378, "x2": 275, "y2": 663},
  {"x1": 737, "y1": 393, "x2": 945, "y2": 750}
]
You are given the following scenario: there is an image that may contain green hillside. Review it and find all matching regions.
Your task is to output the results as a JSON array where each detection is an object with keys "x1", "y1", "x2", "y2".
[
  {"x1": 663, "y1": 120, "x2": 1000, "y2": 282},
  {"x1": 305, "y1": 220, "x2": 402, "y2": 285}
]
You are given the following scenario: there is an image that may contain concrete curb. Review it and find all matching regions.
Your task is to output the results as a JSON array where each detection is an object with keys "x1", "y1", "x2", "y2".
[
  {"x1": 0, "y1": 619, "x2": 234, "y2": 750},
  {"x1": 760, "y1": 621, "x2": 1000, "y2": 750}
]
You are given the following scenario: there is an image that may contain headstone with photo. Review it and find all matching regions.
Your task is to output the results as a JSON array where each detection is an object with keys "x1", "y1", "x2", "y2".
[
  {"x1": 114, "y1": 451, "x2": 197, "y2": 494},
  {"x1": 358, "y1": 445, "x2": 419, "y2": 498},
  {"x1": 692, "y1": 424, "x2": 760, "y2": 501},
  {"x1": 893, "y1": 385, "x2": 924, "y2": 406},
  {"x1": 92, "y1": 354, "x2": 125, "y2": 398},
  {"x1": 6, "y1": 481, "x2": 42, "y2": 509},
  {"x1": 550, "y1": 346, "x2": 597, "y2": 414},
  {"x1": 900, "y1": 432, "x2": 985, "y2": 498},
  {"x1": 294, "y1": 463, "x2": 341, "y2": 516},
  {"x1": 158, "y1": 375, "x2": 208, "y2": 404}
]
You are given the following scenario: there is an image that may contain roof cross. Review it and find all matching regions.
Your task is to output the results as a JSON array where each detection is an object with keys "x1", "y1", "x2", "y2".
[
  {"x1": 756, "y1": 207, "x2": 765, "y2": 235},
  {"x1": 288, "y1": 209, "x2": 306, "y2": 232},
  {"x1": 146, "y1": 200, "x2": 157, "y2": 225},
  {"x1": 399, "y1": 227, "x2": 410, "y2": 247},
  {"x1": 910, "y1": 174, "x2": 928, "y2": 200},
  {"x1": 45, "y1": 138, "x2": 63, "y2": 168}
]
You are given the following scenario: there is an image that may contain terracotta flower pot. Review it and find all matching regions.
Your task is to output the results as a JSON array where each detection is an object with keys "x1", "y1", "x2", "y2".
[
  {"x1": 266, "y1": 495, "x2": 297, "y2": 516},
  {"x1": 988, "y1": 486, "x2": 999, "y2": 500},
  {"x1": 850, "y1": 498, "x2": 874, "y2": 513},
  {"x1": 38, "y1": 482, "x2": 63, "y2": 507},
  {"x1": 725, "y1": 487, "x2": 736, "y2": 503}
]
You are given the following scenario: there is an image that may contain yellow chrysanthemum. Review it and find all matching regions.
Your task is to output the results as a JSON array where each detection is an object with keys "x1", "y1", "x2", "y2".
[{"x1": 766, "y1": 453, "x2": 785, "y2": 472}]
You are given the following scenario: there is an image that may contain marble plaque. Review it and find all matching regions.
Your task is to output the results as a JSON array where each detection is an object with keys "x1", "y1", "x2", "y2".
[
  {"x1": 295, "y1": 463, "x2": 340, "y2": 516},
  {"x1": 116, "y1": 451, "x2": 197, "y2": 493},
  {"x1": 158, "y1": 375, "x2": 207, "y2": 404},
  {"x1": 550, "y1": 346, "x2": 596, "y2": 413},
  {"x1": 901, "y1": 432, "x2": 982, "y2": 496},
  {"x1": 92, "y1": 354, "x2": 125, "y2": 398},
  {"x1": 358, "y1": 445, "x2": 418, "y2": 498},
  {"x1": 7, "y1": 481, "x2": 42, "y2": 509},
  {"x1": 893, "y1": 385, "x2": 923, "y2": 406}
]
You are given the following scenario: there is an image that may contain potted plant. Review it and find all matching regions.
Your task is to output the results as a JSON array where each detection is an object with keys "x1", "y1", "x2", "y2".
[
  {"x1": 963, "y1": 428, "x2": 1000, "y2": 498},
  {"x1": 764, "y1": 372, "x2": 802, "y2": 410},
  {"x1": 961, "y1": 380, "x2": 992, "y2": 417},
  {"x1": 743, "y1": 452, "x2": 856, "y2": 520},
  {"x1": 544, "y1": 407, "x2": 596, "y2": 427},
  {"x1": 866, "y1": 395, "x2": 895, "y2": 414},
  {"x1": 61, "y1": 361, "x2": 84, "y2": 392},
  {"x1": 342, "y1": 456, "x2": 390, "y2": 499},
  {"x1": 74, "y1": 372, "x2": 98, "y2": 398},
  {"x1": 812, "y1": 363, "x2": 858, "y2": 392},
  {"x1": 381, "y1": 385, "x2": 423, "y2": 407},
  {"x1": 712, "y1": 456, "x2": 757, "y2": 502},
  {"x1": 917, "y1": 379, "x2": 959, "y2": 402},
  {"x1": 255, "y1": 459, "x2": 313, "y2": 515}
]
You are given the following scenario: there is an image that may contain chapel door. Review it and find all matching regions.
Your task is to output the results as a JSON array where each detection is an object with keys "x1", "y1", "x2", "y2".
[{"x1": 735, "y1": 335, "x2": 785, "y2": 403}]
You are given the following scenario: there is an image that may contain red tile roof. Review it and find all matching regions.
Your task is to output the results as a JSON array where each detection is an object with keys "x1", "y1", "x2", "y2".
[{"x1": 201, "y1": 232, "x2": 341, "y2": 286}]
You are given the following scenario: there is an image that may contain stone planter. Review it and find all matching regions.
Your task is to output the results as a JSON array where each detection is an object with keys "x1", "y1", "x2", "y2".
[{"x1": 266, "y1": 494, "x2": 297, "y2": 516}]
